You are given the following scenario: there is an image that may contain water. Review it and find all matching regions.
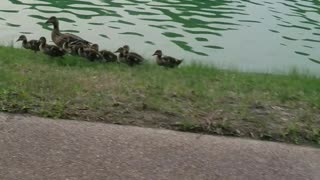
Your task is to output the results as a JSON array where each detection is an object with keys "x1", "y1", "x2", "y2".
[{"x1": 0, "y1": 0, "x2": 320, "y2": 75}]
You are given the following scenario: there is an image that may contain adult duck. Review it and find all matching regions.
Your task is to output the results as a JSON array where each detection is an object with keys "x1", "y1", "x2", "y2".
[
  {"x1": 39, "y1": 37, "x2": 66, "y2": 57},
  {"x1": 45, "y1": 16, "x2": 91, "y2": 47},
  {"x1": 115, "y1": 45, "x2": 144, "y2": 66},
  {"x1": 16, "y1": 35, "x2": 40, "y2": 52},
  {"x1": 152, "y1": 50, "x2": 183, "y2": 68}
]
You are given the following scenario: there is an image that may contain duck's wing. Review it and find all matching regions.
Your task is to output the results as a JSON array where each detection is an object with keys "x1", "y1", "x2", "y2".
[
  {"x1": 29, "y1": 40, "x2": 40, "y2": 51},
  {"x1": 125, "y1": 53, "x2": 143, "y2": 66},
  {"x1": 29, "y1": 40, "x2": 39, "y2": 46},
  {"x1": 128, "y1": 52, "x2": 144, "y2": 62},
  {"x1": 69, "y1": 39, "x2": 91, "y2": 46},
  {"x1": 48, "y1": 45, "x2": 66, "y2": 56},
  {"x1": 70, "y1": 45, "x2": 83, "y2": 55},
  {"x1": 84, "y1": 50, "x2": 102, "y2": 61},
  {"x1": 64, "y1": 33, "x2": 84, "y2": 40},
  {"x1": 161, "y1": 56, "x2": 183, "y2": 67},
  {"x1": 64, "y1": 33, "x2": 92, "y2": 45},
  {"x1": 163, "y1": 55, "x2": 176, "y2": 63},
  {"x1": 164, "y1": 56, "x2": 183, "y2": 65},
  {"x1": 175, "y1": 59, "x2": 183, "y2": 65},
  {"x1": 56, "y1": 34, "x2": 91, "y2": 47}
]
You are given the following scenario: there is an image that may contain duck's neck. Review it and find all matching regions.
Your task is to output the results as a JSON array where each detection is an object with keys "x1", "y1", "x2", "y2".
[
  {"x1": 53, "y1": 21, "x2": 60, "y2": 32},
  {"x1": 39, "y1": 42, "x2": 46, "y2": 51},
  {"x1": 22, "y1": 40, "x2": 28, "y2": 47},
  {"x1": 157, "y1": 55, "x2": 162, "y2": 59},
  {"x1": 52, "y1": 21, "x2": 61, "y2": 36},
  {"x1": 120, "y1": 52, "x2": 126, "y2": 58}
]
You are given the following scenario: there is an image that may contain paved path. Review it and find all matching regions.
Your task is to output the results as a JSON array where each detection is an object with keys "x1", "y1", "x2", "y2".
[{"x1": 0, "y1": 113, "x2": 319, "y2": 180}]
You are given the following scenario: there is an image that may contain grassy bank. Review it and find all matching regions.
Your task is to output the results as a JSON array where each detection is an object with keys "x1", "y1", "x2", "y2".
[{"x1": 0, "y1": 46, "x2": 319, "y2": 146}]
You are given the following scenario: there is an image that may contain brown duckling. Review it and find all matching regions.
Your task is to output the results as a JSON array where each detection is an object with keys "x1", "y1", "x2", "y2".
[
  {"x1": 115, "y1": 45, "x2": 144, "y2": 66},
  {"x1": 45, "y1": 16, "x2": 91, "y2": 47},
  {"x1": 115, "y1": 47, "x2": 126, "y2": 63},
  {"x1": 62, "y1": 41, "x2": 87, "y2": 56},
  {"x1": 39, "y1": 37, "x2": 66, "y2": 57},
  {"x1": 100, "y1": 50, "x2": 118, "y2": 63},
  {"x1": 90, "y1": 44, "x2": 117, "y2": 63},
  {"x1": 152, "y1": 50, "x2": 183, "y2": 68},
  {"x1": 78, "y1": 44, "x2": 102, "y2": 62},
  {"x1": 16, "y1": 35, "x2": 40, "y2": 52}
]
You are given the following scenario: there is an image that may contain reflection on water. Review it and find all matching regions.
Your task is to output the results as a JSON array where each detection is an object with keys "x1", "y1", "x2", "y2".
[{"x1": 0, "y1": 0, "x2": 320, "y2": 75}]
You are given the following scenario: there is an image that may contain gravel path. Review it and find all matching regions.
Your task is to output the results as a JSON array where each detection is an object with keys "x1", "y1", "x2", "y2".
[{"x1": 0, "y1": 113, "x2": 319, "y2": 180}]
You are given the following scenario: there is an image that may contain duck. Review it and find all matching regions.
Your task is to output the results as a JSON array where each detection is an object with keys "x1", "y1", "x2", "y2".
[
  {"x1": 100, "y1": 50, "x2": 118, "y2": 63},
  {"x1": 77, "y1": 44, "x2": 102, "y2": 62},
  {"x1": 62, "y1": 41, "x2": 87, "y2": 56},
  {"x1": 45, "y1": 16, "x2": 91, "y2": 47},
  {"x1": 16, "y1": 35, "x2": 40, "y2": 52},
  {"x1": 152, "y1": 50, "x2": 183, "y2": 68},
  {"x1": 91, "y1": 44, "x2": 117, "y2": 63},
  {"x1": 114, "y1": 47, "x2": 126, "y2": 63},
  {"x1": 39, "y1": 37, "x2": 66, "y2": 57},
  {"x1": 115, "y1": 45, "x2": 144, "y2": 66}
]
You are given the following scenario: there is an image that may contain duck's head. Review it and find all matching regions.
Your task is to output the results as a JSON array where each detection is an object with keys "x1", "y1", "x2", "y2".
[
  {"x1": 46, "y1": 16, "x2": 58, "y2": 24},
  {"x1": 123, "y1": 45, "x2": 130, "y2": 53},
  {"x1": 152, "y1": 50, "x2": 162, "y2": 56},
  {"x1": 115, "y1": 47, "x2": 124, "y2": 53},
  {"x1": 39, "y1": 37, "x2": 47, "y2": 44},
  {"x1": 16, "y1": 35, "x2": 27, "y2": 42},
  {"x1": 91, "y1": 44, "x2": 99, "y2": 51}
]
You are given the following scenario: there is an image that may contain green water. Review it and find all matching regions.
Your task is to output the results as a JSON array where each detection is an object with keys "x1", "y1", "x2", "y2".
[{"x1": 0, "y1": 0, "x2": 320, "y2": 74}]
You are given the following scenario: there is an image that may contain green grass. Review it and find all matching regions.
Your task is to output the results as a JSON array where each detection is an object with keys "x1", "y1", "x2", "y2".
[{"x1": 0, "y1": 46, "x2": 320, "y2": 146}]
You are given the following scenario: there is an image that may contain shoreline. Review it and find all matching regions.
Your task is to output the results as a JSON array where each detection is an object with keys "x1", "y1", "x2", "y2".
[{"x1": 0, "y1": 46, "x2": 319, "y2": 146}]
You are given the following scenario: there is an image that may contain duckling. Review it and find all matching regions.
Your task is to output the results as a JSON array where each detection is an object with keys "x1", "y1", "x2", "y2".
[
  {"x1": 89, "y1": 44, "x2": 99, "y2": 52},
  {"x1": 152, "y1": 50, "x2": 183, "y2": 68},
  {"x1": 115, "y1": 47, "x2": 126, "y2": 63},
  {"x1": 125, "y1": 45, "x2": 145, "y2": 66},
  {"x1": 100, "y1": 50, "x2": 118, "y2": 63},
  {"x1": 62, "y1": 42, "x2": 74, "y2": 54},
  {"x1": 16, "y1": 35, "x2": 40, "y2": 52},
  {"x1": 77, "y1": 46, "x2": 86, "y2": 57},
  {"x1": 115, "y1": 45, "x2": 144, "y2": 66},
  {"x1": 62, "y1": 41, "x2": 87, "y2": 56},
  {"x1": 77, "y1": 45, "x2": 102, "y2": 62},
  {"x1": 45, "y1": 16, "x2": 91, "y2": 47},
  {"x1": 123, "y1": 45, "x2": 130, "y2": 55},
  {"x1": 39, "y1": 37, "x2": 66, "y2": 57},
  {"x1": 90, "y1": 44, "x2": 117, "y2": 63}
]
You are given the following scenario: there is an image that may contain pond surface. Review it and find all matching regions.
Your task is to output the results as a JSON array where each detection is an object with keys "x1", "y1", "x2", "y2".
[{"x1": 0, "y1": 0, "x2": 320, "y2": 75}]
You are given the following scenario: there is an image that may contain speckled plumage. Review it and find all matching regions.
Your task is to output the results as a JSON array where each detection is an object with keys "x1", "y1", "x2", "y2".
[
  {"x1": 39, "y1": 37, "x2": 66, "y2": 57},
  {"x1": 16, "y1": 35, "x2": 40, "y2": 52},
  {"x1": 153, "y1": 50, "x2": 183, "y2": 68},
  {"x1": 46, "y1": 16, "x2": 91, "y2": 48}
]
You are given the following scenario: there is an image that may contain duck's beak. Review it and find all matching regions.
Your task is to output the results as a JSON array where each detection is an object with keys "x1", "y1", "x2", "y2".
[
  {"x1": 45, "y1": 19, "x2": 50, "y2": 24},
  {"x1": 152, "y1": 53, "x2": 157, "y2": 56},
  {"x1": 16, "y1": 38, "x2": 21, "y2": 42}
]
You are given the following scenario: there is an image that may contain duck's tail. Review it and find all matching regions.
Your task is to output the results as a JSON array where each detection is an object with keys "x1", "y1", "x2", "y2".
[{"x1": 176, "y1": 59, "x2": 183, "y2": 65}]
